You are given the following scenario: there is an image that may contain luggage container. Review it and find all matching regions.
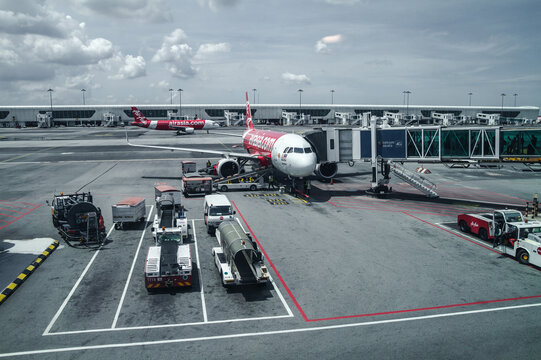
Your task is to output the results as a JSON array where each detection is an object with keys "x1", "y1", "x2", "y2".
[{"x1": 112, "y1": 197, "x2": 146, "y2": 229}]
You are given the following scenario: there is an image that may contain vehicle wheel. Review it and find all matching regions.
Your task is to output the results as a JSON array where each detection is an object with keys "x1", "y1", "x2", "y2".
[
  {"x1": 220, "y1": 185, "x2": 228, "y2": 192},
  {"x1": 249, "y1": 185, "x2": 257, "y2": 191},
  {"x1": 478, "y1": 228, "x2": 488, "y2": 241},
  {"x1": 114, "y1": 223, "x2": 120, "y2": 230},
  {"x1": 517, "y1": 249, "x2": 529, "y2": 265},
  {"x1": 459, "y1": 220, "x2": 469, "y2": 233},
  {"x1": 52, "y1": 217, "x2": 59, "y2": 227}
]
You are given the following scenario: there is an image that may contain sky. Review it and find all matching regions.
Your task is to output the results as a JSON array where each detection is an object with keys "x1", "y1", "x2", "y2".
[{"x1": 0, "y1": 0, "x2": 540, "y2": 111}]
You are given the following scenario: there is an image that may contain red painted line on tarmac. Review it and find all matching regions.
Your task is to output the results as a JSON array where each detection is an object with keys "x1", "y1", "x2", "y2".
[
  {"x1": 331, "y1": 198, "x2": 467, "y2": 214},
  {"x1": 0, "y1": 204, "x2": 41, "y2": 231},
  {"x1": 0, "y1": 219, "x2": 9, "y2": 223},
  {"x1": 329, "y1": 203, "x2": 457, "y2": 217},
  {"x1": 232, "y1": 201, "x2": 310, "y2": 321},
  {"x1": 0, "y1": 200, "x2": 38, "y2": 207},
  {"x1": 0, "y1": 212, "x2": 17, "y2": 218},
  {"x1": 0, "y1": 207, "x2": 25, "y2": 214},
  {"x1": 307, "y1": 294, "x2": 541, "y2": 322}
]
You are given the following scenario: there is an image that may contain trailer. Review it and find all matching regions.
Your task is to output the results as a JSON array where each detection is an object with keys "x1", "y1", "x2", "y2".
[
  {"x1": 145, "y1": 232, "x2": 192, "y2": 291},
  {"x1": 211, "y1": 219, "x2": 269, "y2": 286},
  {"x1": 181, "y1": 172, "x2": 213, "y2": 197},
  {"x1": 457, "y1": 210, "x2": 540, "y2": 241},
  {"x1": 495, "y1": 224, "x2": 541, "y2": 267},
  {"x1": 214, "y1": 168, "x2": 270, "y2": 193},
  {"x1": 112, "y1": 197, "x2": 146, "y2": 229},
  {"x1": 152, "y1": 185, "x2": 188, "y2": 240}
]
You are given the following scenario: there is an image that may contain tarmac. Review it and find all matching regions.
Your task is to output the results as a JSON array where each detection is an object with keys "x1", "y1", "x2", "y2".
[{"x1": 0, "y1": 126, "x2": 540, "y2": 359}]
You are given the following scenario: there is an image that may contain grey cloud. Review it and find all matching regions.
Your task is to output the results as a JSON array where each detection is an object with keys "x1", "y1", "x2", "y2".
[
  {"x1": 75, "y1": 0, "x2": 172, "y2": 22},
  {"x1": 0, "y1": 63, "x2": 55, "y2": 82}
]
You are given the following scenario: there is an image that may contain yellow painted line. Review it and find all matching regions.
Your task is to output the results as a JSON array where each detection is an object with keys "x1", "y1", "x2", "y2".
[
  {"x1": 1, "y1": 146, "x2": 59, "y2": 163},
  {"x1": 7, "y1": 283, "x2": 17, "y2": 290},
  {"x1": 17, "y1": 273, "x2": 27, "y2": 280},
  {"x1": 218, "y1": 141, "x2": 231, "y2": 151}
]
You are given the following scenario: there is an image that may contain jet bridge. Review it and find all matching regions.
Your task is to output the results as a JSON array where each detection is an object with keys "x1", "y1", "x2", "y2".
[{"x1": 304, "y1": 125, "x2": 541, "y2": 197}]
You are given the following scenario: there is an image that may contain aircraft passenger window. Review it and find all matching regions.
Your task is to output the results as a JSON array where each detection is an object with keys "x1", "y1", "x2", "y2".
[
  {"x1": 294, "y1": 148, "x2": 303, "y2": 153},
  {"x1": 304, "y1": 147, "x2": 313, "y2": 153}
]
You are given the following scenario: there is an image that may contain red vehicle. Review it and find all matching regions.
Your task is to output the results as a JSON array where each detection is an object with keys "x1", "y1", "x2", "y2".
[{"x1": 457, "y1": 210, "x2": 532, "y2": 241}]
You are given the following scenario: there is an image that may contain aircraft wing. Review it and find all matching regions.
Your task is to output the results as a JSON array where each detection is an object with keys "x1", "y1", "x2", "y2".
[
  {"x1": 207, "y1": 131, "x2": 243, "y2": 138},
  {"x1": 125, "y1": 131, "x2": 257, "y2": 159}
]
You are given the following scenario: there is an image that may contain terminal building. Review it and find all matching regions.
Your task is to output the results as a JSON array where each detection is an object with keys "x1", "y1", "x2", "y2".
[{"x1": 0, "y1": 103, "x2": 539, "y2": 128}]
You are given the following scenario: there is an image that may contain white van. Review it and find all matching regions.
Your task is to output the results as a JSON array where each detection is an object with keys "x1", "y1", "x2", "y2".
[{"x1": 203, "y1": 194, "x2": 235, "y2": 234}]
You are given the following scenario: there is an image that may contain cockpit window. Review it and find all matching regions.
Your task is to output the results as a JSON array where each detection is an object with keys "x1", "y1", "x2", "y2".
[
  {"x1": 294, "y1": 148, "x2": 303, "y2": 153},
  {"x1": 284, "y1": 147, "x2": 290, "y2": 153},
  {"x1": 304, "y1": 147, "x2": 313, "y2": 153},
  {"x1": 287, "y1": 148, "x2": 294, "y2": 153}
]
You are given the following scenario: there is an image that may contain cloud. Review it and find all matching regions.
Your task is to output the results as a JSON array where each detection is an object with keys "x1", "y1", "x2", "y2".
[
  {"x1": 152, "y1": 29, "x2": 197, "y2": 78},
  {"x1": 24, "y1": 36, "x2": 114, "y2": 65},
  {"x1": 110, "y1": 55, "x2": 146, "y2": 80},
  {"x1": 315, "y1": 34, "x2": 343, "y2": 53},
  {"x1": 197, "y1": 0, "x2": 240, "y2": 12},
  {"x1": 73, "y1": 0, "x2": 172, "y2": 22},
  {"x1": 281, "y1": 72, "x2": 311, "y2": 85},
  {"x1": 194, "y1": 42, "x2": 231, "y2": 62}
]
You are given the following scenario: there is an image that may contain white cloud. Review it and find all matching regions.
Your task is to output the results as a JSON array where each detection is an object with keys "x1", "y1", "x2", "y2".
[
  {"x1": 111, "y1": 55, "x2": 146, "y2": 80},
  {"x1": 152, "y1": 29, "x2": 196, "y2": 79},
  {"x1": 281, "y1": 72, "x2": 311, "y2": 85},
  {"x1": 197, "y1": 0, "x2": 240, "y2": 12},
  {"x1": 194, "y1": 42, "x2": 231, "y2": 61},
  {"x1": 73, "y1": 0, "x2": 172, "y2": 22},
  {"x1": 315, "y1": 34, "x2": 343, "y2": 53},
  {"x1": 24, "y1": 36, "x2": 114, "y2": 65},
  {"x1": 65, "y1": 73, "x2": 95, "y2": 89}
]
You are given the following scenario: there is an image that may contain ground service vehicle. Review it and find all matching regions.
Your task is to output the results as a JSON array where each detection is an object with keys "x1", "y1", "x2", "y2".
[
  {"x1": 145, "y1": 232, "x2": 192, "y2": 291},
  {"x1": 215, "y1": 176, "x2": 266, "y2": 192},
  {"x1": 495, "y1": 225, "x2": 541, "y2": 267},
  {"x1": 48, "y1": 192, "x2": 106, "y2": 247},
  {"x1": 181, "y1": 160, "x2": 197, "y2": 176},
  {"x1": 457, "y1": 210, "x2": 539, "y2": 241},
  {"x1": 212, "y1": 220, "x2": 269, "y2": 286},
  {"x1": 152, "y1": 185, "x2": 188, "y2": 240},
  {"x1": 112, "y1": 197, "x2": 146, "y2": 229},
  {"x1": 203, "y1": 194, "x2": 235, "y2": 234},
  {"x1": 181, "y1": 173, "x2": 213, "y2": 197}
]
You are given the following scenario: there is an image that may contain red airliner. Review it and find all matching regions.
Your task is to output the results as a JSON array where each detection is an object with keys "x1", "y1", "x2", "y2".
[{"x1": 130, "y1": 106, "x2": 219, "y2": 135}]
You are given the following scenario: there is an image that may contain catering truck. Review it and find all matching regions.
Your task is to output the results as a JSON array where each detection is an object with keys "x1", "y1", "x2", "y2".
[
  {"x1": 152, "y1": 185, "x2": 188, "y2": 240},
  {"x1": 457, "y1": 210, "x2": 540, "y2": 241},
  {"x1": 211, "y1": 219, "x2": 269, "y2": 286},
  {"x1": 144, "y1": 231, "x2": 192, "y2": 291}
]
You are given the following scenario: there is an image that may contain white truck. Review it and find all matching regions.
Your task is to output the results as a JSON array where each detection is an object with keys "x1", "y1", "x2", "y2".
[
  {"x1": 203, "y1": 194, "x2": 235, "y2": 234},
  {"x1": 212, "y1": 219, "x2": 269, "y2": 286},
  {"x1": 112, "y1": 197, "x2": 146, "y2": 229},
  {"x1": 152, "y1": 185, "x2": 188, "y2": 240},
  {"x1": 457, "y1": 209, "x2": 540, "y2": 241},
  {"x1": 495, "y1": 224, "x2": 541, "y2": 267},
  {"x1": 145, "y1": 232, "x2": 192, "y2": 291}
]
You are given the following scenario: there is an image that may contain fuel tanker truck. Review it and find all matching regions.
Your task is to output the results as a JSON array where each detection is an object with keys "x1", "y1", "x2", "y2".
[{"x1": 212, "y1": 219, "x2": 269, "y2": 286}]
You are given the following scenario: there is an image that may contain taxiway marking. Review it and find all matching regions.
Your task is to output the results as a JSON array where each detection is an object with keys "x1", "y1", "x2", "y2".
[
  {"x1": 7, "y1": 302, "x2": 541, "y2": 358},
  {"x1": 192, "y1": 219, "x2": 208, "y2": 323},
  {"x1": 111, "y1": 205, "x2": 154, "y2": 329}
]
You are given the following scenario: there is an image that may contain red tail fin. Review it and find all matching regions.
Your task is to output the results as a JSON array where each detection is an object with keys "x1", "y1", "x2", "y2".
[
  {"x1": 131, "y1": 106, "x2": 148, "y2": 123},
  {"x1": 245, "y1": 92, "x2": 254, "y2": 130}
]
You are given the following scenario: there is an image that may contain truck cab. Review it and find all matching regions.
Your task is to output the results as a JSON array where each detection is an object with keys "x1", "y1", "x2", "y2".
[
  {"x1": 203, "y1": 194, "x2": 235, "y2": 234},
  {"x1": 496, "y1": 224, "x2": 541, "y2": 267}
]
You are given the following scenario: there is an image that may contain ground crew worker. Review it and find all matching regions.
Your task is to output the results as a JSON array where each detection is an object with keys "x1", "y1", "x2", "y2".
[
  {"x1": 268, "y1": 174, "x2": 275, "y2": 190},
  {"x1": 306, "y1": 180, "x2": 311, "y2": 195},
  {"x1": 206, "y1": 160, "x2": 211, "y2": 168}
]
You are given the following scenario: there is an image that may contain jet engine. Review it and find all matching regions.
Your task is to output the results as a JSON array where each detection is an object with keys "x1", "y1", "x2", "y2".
[
  {"x1": 216, "y1": 158, "x2": 240, "y2": 177},
  {"x1": 315, "y1": 162, "x2": 338, "y2": 179},
  {"x1": 177, "y1": 127, "x2": 195, "y2": 135}
]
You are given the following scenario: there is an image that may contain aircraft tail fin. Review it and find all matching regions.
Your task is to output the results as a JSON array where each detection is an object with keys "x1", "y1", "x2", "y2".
[
  {"x1": 245, "y1": 92, "x2": 254, "y2": 130},
  {"x1": 131, "y1": 106, "x2": 148, "y2": 123}
]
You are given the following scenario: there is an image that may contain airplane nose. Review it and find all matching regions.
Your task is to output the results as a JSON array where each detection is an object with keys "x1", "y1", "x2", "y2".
[{"x1": 292, "y1": 153, "x2": 317, "y2": 177}]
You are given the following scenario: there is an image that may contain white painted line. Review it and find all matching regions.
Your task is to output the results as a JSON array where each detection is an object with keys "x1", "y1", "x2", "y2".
[
  {"x1": 111, "y1": 205, "x2": 154, "y2": 329},
  {"x1": 269, "y1": 275, "x2": 294, "y2": 317},
  {"x1": 42, "y1": 226, "x2": 115, "y2": 335},
  {"x1": 192, "y1": 219, "x2": 208, "y2": 323},
  {"x1": 14, "y1": 302, "x2": 541, "y2": 358},
  {"x1": 44, "y1": 314, "x2": 293, "y2": 336}
]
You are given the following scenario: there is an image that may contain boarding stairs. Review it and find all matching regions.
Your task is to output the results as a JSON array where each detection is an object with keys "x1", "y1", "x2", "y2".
[{"x1": 388, "y1": 161, "x2": 438, "y2": 198}]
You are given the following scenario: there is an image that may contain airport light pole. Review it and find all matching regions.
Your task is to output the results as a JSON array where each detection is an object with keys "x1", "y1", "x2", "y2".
[
  {"x1": 298, "y1": 89, "x2": 303, "y2": 120},
  {"x1": 81, "y1": 88, "x2": 86, "y2": 105},
  {"x1": 252, "y1": 88, "x2": 257, "y2": 121},
  {"x1": 177, "y1": 88, "x2": 183, "y2": 118},
  {"x1": 404, "y1": 90, "x2": 411, "y2": 115},
  {"x1": 501, "y1": 93, "x2": 506, "y2": 110},
  {"x1": 169, "y1": 88, "x2": 174, "y2": 105},
  {"x1": 468, "y1": 92, "x2": 473, "y2": 106},
  {"x1": 330, "y1": 89, "x2": 335, "y2": 104},
  {"x1": 47, "y1": 88, "x2": 54, "y2": 112},
  {"x1": 513, "y1": 93, "x2": 518, "y2": 107}
]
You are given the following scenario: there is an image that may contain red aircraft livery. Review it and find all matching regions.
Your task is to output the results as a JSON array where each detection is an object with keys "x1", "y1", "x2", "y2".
[{"x1": 130, "y1": 106, "x2": 219, "y2": 134}]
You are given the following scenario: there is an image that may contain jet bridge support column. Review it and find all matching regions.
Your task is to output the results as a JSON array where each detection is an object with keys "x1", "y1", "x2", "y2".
[{"x1": 368, "y1": 118, "x2": 391, "y2": 195}]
